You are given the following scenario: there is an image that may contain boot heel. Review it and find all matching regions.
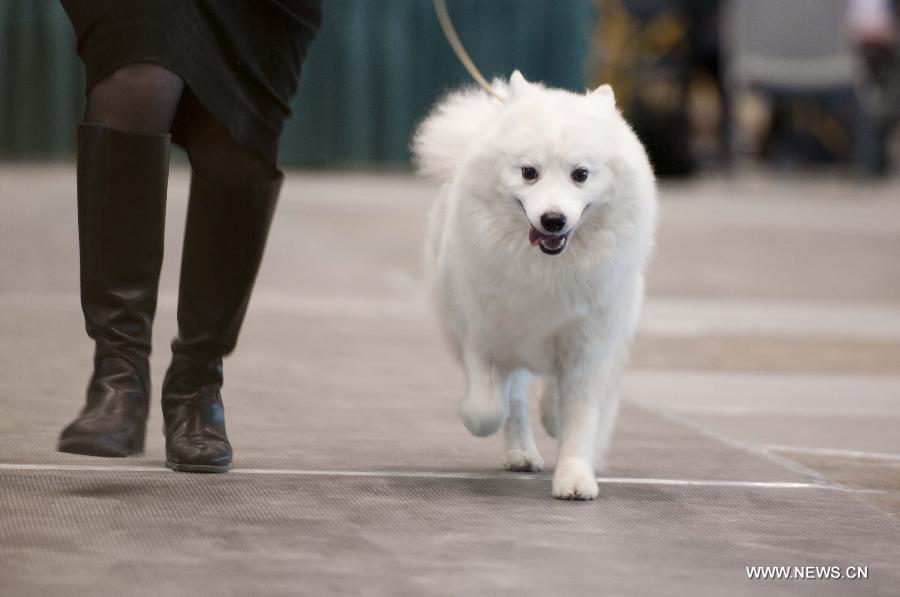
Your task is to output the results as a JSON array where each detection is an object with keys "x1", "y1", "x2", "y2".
[{"x1": 126, "y1": 427, "x2": 147, "y2": 455}]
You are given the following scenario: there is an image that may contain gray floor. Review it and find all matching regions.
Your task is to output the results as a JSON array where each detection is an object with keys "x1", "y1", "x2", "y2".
[{"x1": 1, "y1": 166, "x2": 899, "y2": 596}]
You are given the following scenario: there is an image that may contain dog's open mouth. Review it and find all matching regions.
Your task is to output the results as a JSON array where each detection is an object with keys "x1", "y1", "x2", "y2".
[{"x1": 529, "y1": 226, "x2": 570, "y2": 256}]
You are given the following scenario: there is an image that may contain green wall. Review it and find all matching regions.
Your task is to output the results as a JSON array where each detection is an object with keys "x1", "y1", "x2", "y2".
[
  {"x1": 1, "y1": 0, "x2": 596, "y2": 165},
  {"x1": 0, "y1": 0, "x2": 85, "y2": 158}
]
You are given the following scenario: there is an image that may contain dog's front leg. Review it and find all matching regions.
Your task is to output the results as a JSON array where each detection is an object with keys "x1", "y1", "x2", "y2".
[
  {"x1": 502, "y1": 370, "x2": 543, "y2": 471},
  {"x1": 552, "y1": 361, "x2": 614, "y2": 500},
  {"x1": 459, "y1": 344, "x2": 509, "y2": 437}
]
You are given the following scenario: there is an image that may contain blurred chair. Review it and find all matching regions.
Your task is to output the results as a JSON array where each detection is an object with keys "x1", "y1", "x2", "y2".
[
  {"x1": 724, "y1": 0, "x2": 855, "y2": 90},
  {"x1": 722, "y1": 0, "x2": 884, "y2": 173}
]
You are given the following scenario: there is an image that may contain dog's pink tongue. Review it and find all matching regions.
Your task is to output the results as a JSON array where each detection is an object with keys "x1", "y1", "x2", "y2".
[{"x1": 528, "y1": 226, "x2": 544, "y2": 246}]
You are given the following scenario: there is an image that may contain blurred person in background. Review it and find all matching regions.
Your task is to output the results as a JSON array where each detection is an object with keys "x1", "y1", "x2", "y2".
[
  {"x1": 596, "y1": 0, "x2": 726, "y2": 177},
  {"x1": 729, "y1": 0, "x2": 893, "y2": 174},
  {"x1": 599, "y1": 0, "x2": 899, "y2": 177},
  {"x1": 55, "y1": 1, "x2": 321, "y2": 473},
  {"x1": 848, "y1": 0, "x2": 900, "y2": 175}
]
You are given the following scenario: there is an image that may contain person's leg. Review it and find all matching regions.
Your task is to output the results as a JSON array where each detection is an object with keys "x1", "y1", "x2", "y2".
[
  {"x1": 85, "y1": 63, "x2": 184, "y2": 134},
  {"x1": 161, "y1": 101, "x2": 282, "y2": 472},
  {"x1": 179, "y1": 93, "x2": 277, "y2": 185},
  {"x1": 58, "y1": 64, "x2": 182, "y2": 457}
]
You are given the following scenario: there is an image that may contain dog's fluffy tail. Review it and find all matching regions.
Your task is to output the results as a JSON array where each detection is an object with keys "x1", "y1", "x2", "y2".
[{"x1": 412, "y1": 83, "x2": 504, "y2": 184}]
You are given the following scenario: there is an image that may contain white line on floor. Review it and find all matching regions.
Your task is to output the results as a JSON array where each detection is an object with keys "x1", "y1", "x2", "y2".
[
  {"x1": 630, "y1": 402, "x2": 843, "y2": 488},
  {"x1": 646, "y1": 405, "x2": 900, "y2": 417},
  {"x1": 0, "y1": 463, "x2": 873, "y2": 491},
  {"x1": 764, "y1": 445, "x2": 900, "y2": 462}
]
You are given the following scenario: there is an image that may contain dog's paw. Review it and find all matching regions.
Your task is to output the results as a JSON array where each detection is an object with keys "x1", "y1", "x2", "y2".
[
  {"x1": 459, "y1": 397, "x2": 506, "y2": 437},
  {"x1": 552, "y1": 459, "x2": 599, "y2": 500},
  {"x1": 504, "y1": 449, "x2": 544, "y2": 472}
]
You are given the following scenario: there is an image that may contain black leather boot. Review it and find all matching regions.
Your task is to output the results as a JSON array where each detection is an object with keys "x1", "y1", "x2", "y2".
[
  {"x1": 58, "y1": 124, "x2": 170, "y2": 457},
  {"x1": 162, "y1": 171, "x2": 282, "y2": 472}
]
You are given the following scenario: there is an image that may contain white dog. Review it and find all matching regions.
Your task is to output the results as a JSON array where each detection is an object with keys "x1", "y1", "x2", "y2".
[{"x1": 413, "y1": 71, "x2": 657, "y2": 500}]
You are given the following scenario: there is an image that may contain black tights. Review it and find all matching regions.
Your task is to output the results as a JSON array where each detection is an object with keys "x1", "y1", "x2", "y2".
[{"x1": 85, "y1": 63, "x2": 275, "y2": 185}]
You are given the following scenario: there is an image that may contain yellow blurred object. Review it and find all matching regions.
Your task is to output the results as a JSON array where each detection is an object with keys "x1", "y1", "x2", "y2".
[{"x1": 595, "y1": 0, "x2": 689, "y2": 110}]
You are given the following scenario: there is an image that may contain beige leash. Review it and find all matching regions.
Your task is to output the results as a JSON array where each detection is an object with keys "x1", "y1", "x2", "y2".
[{"x1": 433, "y1": 0, "x2": 504, "y2": 99}]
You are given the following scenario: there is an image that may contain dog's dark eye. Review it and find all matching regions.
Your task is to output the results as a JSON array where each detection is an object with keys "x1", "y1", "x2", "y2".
[
  {"x1": 521, "y1": 166, "x2": 539, "y2": 181},
  {"x1": 571, "y1": 168, "x2": 589, "y2": 183}
]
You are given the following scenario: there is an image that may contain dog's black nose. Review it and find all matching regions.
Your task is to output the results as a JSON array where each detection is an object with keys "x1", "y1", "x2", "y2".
[{"x1": 540, "y1": 212, "x2": 567, "y2": 233}]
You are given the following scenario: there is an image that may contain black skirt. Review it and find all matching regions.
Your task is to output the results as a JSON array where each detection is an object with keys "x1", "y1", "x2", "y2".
[{"x1": 60, "y1": 0, "x2": 322, "y2": 163}]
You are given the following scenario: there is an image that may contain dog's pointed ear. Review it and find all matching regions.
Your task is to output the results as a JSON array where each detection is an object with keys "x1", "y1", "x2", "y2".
[
  {"x1": 508, "y1": 70, "x2": 531, "y2": 99},
  {"x1": 590, "y1": 83, "x2": 615, "y2": 106}
]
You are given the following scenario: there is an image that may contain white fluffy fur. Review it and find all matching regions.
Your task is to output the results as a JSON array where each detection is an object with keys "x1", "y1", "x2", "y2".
[{"x1": 413, "y1": 71, "x2": 657, "y2": 500}]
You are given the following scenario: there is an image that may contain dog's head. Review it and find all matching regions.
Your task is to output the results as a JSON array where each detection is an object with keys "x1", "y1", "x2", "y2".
[{"x1": 465, "y1": 72, "x2": 655, "y2": 258}]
